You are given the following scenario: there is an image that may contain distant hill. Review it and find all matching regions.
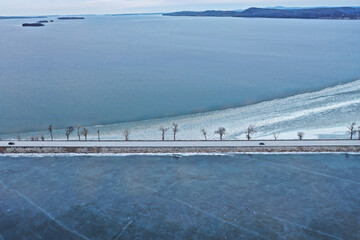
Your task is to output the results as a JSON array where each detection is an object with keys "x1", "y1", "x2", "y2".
[
  {"x1": 108, "y1": 13, "x2": 162, "y2": 16},
  {"x1": 164, "y1": 10, "x2": 237, "y2": 17},
  {"x1": 58, "y1": 17, "x2": 85, "y2": 20},
  {"x1": 164, "y1": 7, "x2": 360, "y2": 19}
]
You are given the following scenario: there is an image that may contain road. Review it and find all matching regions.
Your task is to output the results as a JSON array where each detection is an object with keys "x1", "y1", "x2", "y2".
[{"x1": 1, "y1": 140, "x2": 360, "y2": 148}]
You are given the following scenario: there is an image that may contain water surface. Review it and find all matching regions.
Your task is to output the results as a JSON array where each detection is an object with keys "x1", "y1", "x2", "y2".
[{"x1": 1, "y1": 15, "x2": 360, "y2": 134}]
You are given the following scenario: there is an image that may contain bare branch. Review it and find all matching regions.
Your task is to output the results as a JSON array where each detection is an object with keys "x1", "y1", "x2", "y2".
[
  {"x1": 65, "y1": 126, "x2": 74, "y2": 141},
  {"x1": 81, "y1": 128, "x2": 89, "y2": 141},
  {"x1": 159, "y1": 126, "x2": 169, "y2": 141},
  {"x1": 201, "y1": 128, "x2": 207, "y2": 141},
  {"x1": 40, "y1": 131, "x2": 45, "y2": 141},
  {"x1": 123, "y1": 129, "x2": 130, "y2": 141},
  {"x1": 348, "y1": 122, "x2": 356, "y2": 140},
  {"x1": 48, "y1": 125, "x2": 53, "y2": 141},
  {"x1": 97, "y1": 130, "x2": 101, "y2": 141},
  {"x1": 273, "y1": 132, "x2": 280, "y2": 141},
  {"x1": 172, "y1": 123, "x2": 179, "y2": 141},
  {"x1": 297, "y1": 132, "x2": 305, "y2": 140},
  {"x1": 214, "y1": 127, "x2": 226, "y2": 141},
  {"x1": 246, "y1": 125, "x2": 256, "y2": 140},
  {"x1": 77, "y1": 125, "x2": 82, "y2": 141}
]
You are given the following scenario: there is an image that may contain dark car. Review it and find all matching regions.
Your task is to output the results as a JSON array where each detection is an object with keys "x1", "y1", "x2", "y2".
[
  {"x1": 8, "y1": 142, "x2": 15, "y2": 146},
  {"x1": 259, "y1": 142, "x2": 265, "y2": 146}
]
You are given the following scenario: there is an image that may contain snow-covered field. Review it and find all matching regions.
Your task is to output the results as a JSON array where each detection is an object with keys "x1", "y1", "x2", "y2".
[{"x1": 1, "y1": 79, "x2": 360, "y2": 141}]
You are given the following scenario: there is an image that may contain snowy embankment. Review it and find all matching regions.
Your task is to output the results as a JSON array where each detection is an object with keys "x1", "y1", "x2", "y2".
[
  {"x1": 1, "y1": 79, "x2": 360, "y2": 141},
  {"x1": 1, "y1": 140, "x2": 360, "y2": 154}
]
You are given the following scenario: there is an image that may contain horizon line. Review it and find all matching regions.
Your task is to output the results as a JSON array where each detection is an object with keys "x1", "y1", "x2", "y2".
[{"x1": 1, "y1": 5, "x2": 360, "y2": 18}]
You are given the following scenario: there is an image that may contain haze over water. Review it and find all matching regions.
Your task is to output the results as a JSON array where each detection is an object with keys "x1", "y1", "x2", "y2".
[{"x1": 1, "y1": 15, "x2": 360, "y2": 134}]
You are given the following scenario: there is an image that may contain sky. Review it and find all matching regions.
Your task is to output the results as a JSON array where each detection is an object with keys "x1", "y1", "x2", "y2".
[{"x1": 1, "y1": 0, "x2": 360, "y2": 16}]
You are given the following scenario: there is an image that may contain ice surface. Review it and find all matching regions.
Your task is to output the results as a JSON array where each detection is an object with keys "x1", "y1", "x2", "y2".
[
  {"x1": 2, "y1": 79, "x2": 360, "y2": 141},
  {"x1": 0, "y1": 154, "x2": 359, "y2": 239}
]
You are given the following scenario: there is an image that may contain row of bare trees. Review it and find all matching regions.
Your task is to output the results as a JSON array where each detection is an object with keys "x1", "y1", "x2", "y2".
[
  {"x1": 12, "y1": 122, "x2": 360, "y2": 141},
  {"x1": 212, "y1": 125, "x2": 257, "y2": 141},
  {"x1": 159, "y1": 124, "x2": 258, "y2": 141},
  {"x1": 65, "y1": 126, "x2": 132, "y2": 141},
  {"x1": 65, "y1": 126, "x2": 89, "y2": 141},
  {"x1": 13, "y1": 123, "x2": 281, "y2": 141},
  {"x1": 159, "y1": 123, "x2": 179, "y2": 141},
  {"x1": 20, "y1": 125, "x2": 129, "y2": 141},
  {"x1": 22, "y1": 125, "x2": 98, "y2": 141}
]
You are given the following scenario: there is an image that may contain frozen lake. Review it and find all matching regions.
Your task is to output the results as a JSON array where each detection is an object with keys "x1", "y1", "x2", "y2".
[
  {"x1": 0, "y1": 154, "x2": 359, "y2": 239},
  {"x1": 1, "y1": 15, "x2": 360, "y2": 134}
]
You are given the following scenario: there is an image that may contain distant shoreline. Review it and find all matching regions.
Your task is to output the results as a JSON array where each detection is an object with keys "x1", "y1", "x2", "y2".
[
  {"x1": 164, "y1": 7, "x2": 360, "y2": 20},
  {"x1": 0, "y1": 16, "x2": 48, "y2": 20}
]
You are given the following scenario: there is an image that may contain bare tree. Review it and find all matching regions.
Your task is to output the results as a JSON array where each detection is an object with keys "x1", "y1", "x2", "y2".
[
  {"x1": 97, "y1": 130, "x2": 101, "y2": 141},
  {"x1": 201, "y1": 128, "x2": 207, "y2": 141},
  {"x1": 273, "y1": 133, "x2": 280, "y2": 141},
  {"x1": 77, "y1": 125, "x2": 81, "y2": 141},
  {"x1": 172, "y1": 123, "x2": 179, "y2": 141},
  {"x1": 348, "y1": 122, "x2": 356, "y2": 140},
  {"x1": 31, "y1": 136, "x2": 39, "y2": 141},
  {"x1": 123, "y1": 129, "x2": 130, "y2": 141},
  {"x1": 16, "y1": 136, "x2": 21, "y2": 141},
  {"x1": 40, "y1": 131, "x2": 45, "y2": 141},
  {"x1": 81, "y1": 128, "x2": 89, "y2": 141},
  {"x1": 65, "y1": 126, "x2": 74, "y2": 140},
  {"x1": 215, "y1": 127, "x2": 226, "y2": 140},
  {"x1": 297, "y1": 132, "x2": 305, "y2": 140},
  {"x1": 246, "y1": 125, "x2": 256, "y2": 140},
  {"x1": 48, "y1": 125, "x2": 53, "y2": 141},
  {"x1": 159, "y1": 126, "x2": 169, "y2": 141}
]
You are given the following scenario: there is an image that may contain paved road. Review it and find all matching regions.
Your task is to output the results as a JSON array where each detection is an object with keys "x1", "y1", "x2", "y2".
[{"x1": 1, "y1": 140, "x2": 360, "y2": 148}]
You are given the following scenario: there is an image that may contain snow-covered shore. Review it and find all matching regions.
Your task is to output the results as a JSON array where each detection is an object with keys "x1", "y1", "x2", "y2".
[
  {"x1": 1, "y1": 79, "x2": 359, "y2": 141},
  {"x1": 0, "y1": 80, "x2": 360, "y2": 140}
]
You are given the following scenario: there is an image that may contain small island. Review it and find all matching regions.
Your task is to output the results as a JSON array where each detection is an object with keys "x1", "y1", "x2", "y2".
[
  {"x1": 58, "y1": 17, "x2": 85, "y2": 20},
  {"x1": 37, "y1": 20, "x2": 49, "y2": 23},
  {"x1": 22, "y1": 23, "x2": 45, "y2": 27}
]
